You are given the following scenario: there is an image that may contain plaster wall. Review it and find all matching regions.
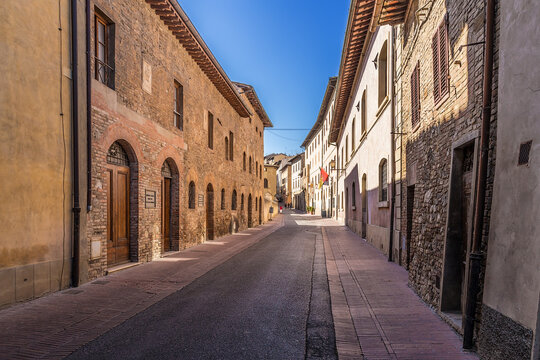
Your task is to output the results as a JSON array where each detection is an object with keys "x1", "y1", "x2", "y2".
[
  {"x1": 337, "y1": 26, "x2": 392, "y2": 246},
  {"x1": 0, "y1": 0, "x2": 87, "y2": 307},
  {"x1": 483, "y1": 0, "x2": 540, "y2": 334}
]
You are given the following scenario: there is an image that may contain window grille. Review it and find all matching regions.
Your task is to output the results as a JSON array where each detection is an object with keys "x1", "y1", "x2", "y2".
[{"x1": 107, "y1": 141, "x2": 129, "y2": 166}]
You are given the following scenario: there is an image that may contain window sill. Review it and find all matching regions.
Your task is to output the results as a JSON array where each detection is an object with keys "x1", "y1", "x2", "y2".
[
  {"x1": 375, "y1": 96, "x2": 390, "y2": 119},
  {"x1": 378, "y1": 200, "x2": 389, "y2": 208}
]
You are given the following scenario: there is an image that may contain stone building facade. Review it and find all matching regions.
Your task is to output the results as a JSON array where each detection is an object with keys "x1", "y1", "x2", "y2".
[
  {"x1": 86, "y1": 0, "x2": 271, "y2": 279},
  {"x1": 394, "y1": 0, "x2": 499, "y2": 341}
]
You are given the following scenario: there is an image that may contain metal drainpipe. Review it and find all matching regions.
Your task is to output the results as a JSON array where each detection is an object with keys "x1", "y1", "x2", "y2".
[
  {"x1": 86, "y1": 0, "x2": 92, "y2": 212},
  {"x1": 70, "y1": 0, "x2": 81, "y2": 287},
  {"x1": 463, "y1": 0, "x2": 496, "y2": 349},
  {"x1": 388, "y1": 26, "x2": 396, "y2": 263}
]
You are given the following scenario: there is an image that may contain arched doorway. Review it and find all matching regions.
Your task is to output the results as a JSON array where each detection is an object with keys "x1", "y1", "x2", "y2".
[
  {"x1": 361, "y1": 174, "x2": 367, "y2": 238},
  {"x1": 206, "y1": 183, "x2": 214, "y2": 240},
  {"x1": 248, "y1": 194, "x2": 253, "y2": 228},
  {"x1": 259, "y1": 196, "x2": 262, "y2": 224},
  {"x1": 106, "y1": 141, "x2": 133, "y2": 265},
  {"x1": 161, "y1": 160, "x2": 172, "y2": 252}
]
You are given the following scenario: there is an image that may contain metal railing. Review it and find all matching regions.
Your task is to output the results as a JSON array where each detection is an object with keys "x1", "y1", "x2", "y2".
[{"x1": 95, "y1": 57, "x2": 114, "y2": 88}]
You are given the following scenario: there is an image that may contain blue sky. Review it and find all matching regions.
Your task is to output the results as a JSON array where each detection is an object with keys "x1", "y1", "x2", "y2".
[{"x1": 177, "y1": 0, "x2": 350, "y2": 155}]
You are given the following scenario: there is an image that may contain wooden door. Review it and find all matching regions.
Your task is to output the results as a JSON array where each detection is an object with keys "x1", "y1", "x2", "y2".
[
  {"x1": 248, "y1": 195, "x2": 253, "y2": 228},
  {"x1": 361, "y1": 175, "x2": 367, "y2": 238},
  {"x1": 162, "y1": 177, "x2": 171, "y2": 252},
  {"x1": 460, "y1": 147, "x2": 474, "y2": 312},
  {"x1": 107, "y1": 166, "x2": 130, "y2": 265},
  {"x1": 206, "y1": 184, "x2": 214, "y2": 240}
]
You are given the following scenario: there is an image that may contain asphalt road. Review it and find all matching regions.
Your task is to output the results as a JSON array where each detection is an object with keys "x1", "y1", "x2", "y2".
[{"x1": 67, "y1": 211, "x2": 336, "y2": 360}]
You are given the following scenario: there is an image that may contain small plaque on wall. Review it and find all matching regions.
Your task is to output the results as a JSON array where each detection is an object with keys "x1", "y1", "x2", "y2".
[
  {"x1": 198, "y1": 194, "x2": 204, "y2": 207},
  {"x1": 145, "y1": 190, "x2": 156, "y2": 208}
]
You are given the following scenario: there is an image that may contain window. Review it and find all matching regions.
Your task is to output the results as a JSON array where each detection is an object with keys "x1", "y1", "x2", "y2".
[
  {"x1": 432, "y1": 19, "x2": 449, "y2": 104},
  {"x1": 411, "y1": 62, "x2": 421, "y2": 127},
  {"x1": 351, "y1": 117, "x2": 356, "y2": 151},
  {"x1": 256, "y1": 161, "x2": 259, "y2": 177},
  {"x1": 229, "y1": 131, "x2": 234, "y2": 161},
  {"x1": 243, "y1": 152, "x2": 246, "y2": 171},
  {"x1": 264, "y1": 179, "x2": 268, "y2": 188},
  {"x1": 207, "y1": 111, "x2": 214, "y2": 149},
  {"x1": 361, "y1": 90, "x2": 367, "y2": 135},
  {"x1": 345, "y1": 135, "x2": 349, "y2": 162},
  {"x1": 241, "y1": 194, "x2": 245, "y2": 210},
  {"x1": 260, "y1": 165, "x2": 262, "y2": 179},
  {"x1": 95, "y1": 11, "x2": 114, "y2": 88},
  {"x1": 188, "y1": 181, "x2": 196, "y2": 209},
  {"x1": 352, "y1": 182, "x2": 356, "y2": 209},
  {"x1": 232, "y1": 190, "x2": 237, "y2": 210},
  {"x1": 249, "y1": 156, "x2": 252, "y2": 173},
  {"x1": 221, "y1": 189, "x2": 226, "y2": 210},
  {"x1": 174, "y1": 81, "x2": 183, "y2": 130},
  {"x1": 224, "y1": 137, "x2": 229, "y2": 160},
  {"x1": 378, "y1": 41, "x2": 388, "y2": 106},
  {"x1": 379, "y1": 159, "x2": 388, "y2": 201},
  {"x1": 255, "y1": 197, "x2": 258, "y2": 211}
]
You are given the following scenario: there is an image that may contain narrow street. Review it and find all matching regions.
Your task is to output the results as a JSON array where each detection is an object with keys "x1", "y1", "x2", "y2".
[{"x1": 67, "y1": 210, "x2": 336, "y2": 360}]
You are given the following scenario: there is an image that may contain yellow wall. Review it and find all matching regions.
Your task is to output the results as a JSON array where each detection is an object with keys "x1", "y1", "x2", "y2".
[{"x1": 0, "y1": 0, "x2": 77, "y2": 306}]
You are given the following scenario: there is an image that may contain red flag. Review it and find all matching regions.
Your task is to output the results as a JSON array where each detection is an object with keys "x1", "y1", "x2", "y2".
[{"x1": 320, "y1": 167, "x2": 329, "y2": 183}]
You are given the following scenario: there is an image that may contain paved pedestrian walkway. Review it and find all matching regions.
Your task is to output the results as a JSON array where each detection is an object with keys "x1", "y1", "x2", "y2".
[
  {"x1": 323, "y1": 223, "x2": 478, "y2": 360},
  {"x1": 0, "y1": 217, "x2": 284, "y2": 360}
]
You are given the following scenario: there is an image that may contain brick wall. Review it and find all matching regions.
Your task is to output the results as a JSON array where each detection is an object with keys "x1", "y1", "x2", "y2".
[{"x1": 87, "y1": 0, "x2": 265, "y2": 279}]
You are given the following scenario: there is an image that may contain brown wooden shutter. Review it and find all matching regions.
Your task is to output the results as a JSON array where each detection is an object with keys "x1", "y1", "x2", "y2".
[
  {"x1": 411, "y1": 63, "x2": 420, "y2": 127},
  {"x1": 439, "y1": 22, "x2": 449, "y2": 98},
  {"x1": 432, "y1": 32, "x2": 440, "y2": 103}
]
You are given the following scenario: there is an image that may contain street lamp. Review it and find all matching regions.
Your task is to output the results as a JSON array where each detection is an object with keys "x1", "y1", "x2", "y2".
[{"x1": 329, "y1": 159, "x2": 346, "y2": 171}]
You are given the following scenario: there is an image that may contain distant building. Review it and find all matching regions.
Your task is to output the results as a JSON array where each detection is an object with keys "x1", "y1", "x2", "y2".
[{"x1": 290, "y1": 153, "x2": 306, "y2": 211}]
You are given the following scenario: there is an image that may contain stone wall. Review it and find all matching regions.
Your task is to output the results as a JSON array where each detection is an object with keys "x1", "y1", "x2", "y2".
[{"x1": 397, "y1": 0, "x2": 498, "y2": 332}]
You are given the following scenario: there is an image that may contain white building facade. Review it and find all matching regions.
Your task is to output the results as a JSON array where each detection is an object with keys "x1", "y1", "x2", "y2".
[{"x1": 333, "y1": 25, "x2": 394, "y2": 255}]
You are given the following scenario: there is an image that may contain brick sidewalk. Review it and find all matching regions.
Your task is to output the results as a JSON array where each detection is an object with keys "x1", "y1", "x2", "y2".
[
  {"x1": 322, "y1": 224, "x2": 479, "y2": 360},
  {"x1": 0, "y1": 216, "x2": 284, "y2": 360}
]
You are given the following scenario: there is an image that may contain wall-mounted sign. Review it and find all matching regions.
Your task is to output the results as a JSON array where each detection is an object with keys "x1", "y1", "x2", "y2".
[
  {"x1": 145, "y1": 189, "x2": 156, "y2": 208},
  {"x1": 198, "y1": 194, "x2": 204, "y2": 207}
]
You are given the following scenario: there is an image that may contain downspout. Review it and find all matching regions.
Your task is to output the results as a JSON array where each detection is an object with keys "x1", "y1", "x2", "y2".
[
  {"x1": 388, "y1": 26, "x2": 396, "y2": 263},
  {"x1": 86, "y1": 0, "x2": 92, "y2": 212},
  {"x1": 463, "y1": 0, "x2": 496, "y2": 349},
  {"x1": 70, "y1": 0, "x2": 81, "y2": 287}
]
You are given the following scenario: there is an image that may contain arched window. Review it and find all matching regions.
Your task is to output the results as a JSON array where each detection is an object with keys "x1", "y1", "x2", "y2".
[
  {"x1": 221, "y1": 188, "x2": 226, "y2": 210},
  {"x1": 107, "y1": 141, "x2": 129, "y2": 166},
  {"x1": 231, "y1": 190, "x2": 237, "y2": 210},
  {"x1": 264, "y1": 179, "x2": 268, "y2": 188},
  {"x1": 256, "y1": 161, "x2": 258, "y2": 177},
  {"x1": 224, "y1": 137, "x2": 229, "y2": 160},
  {"x1": 243, "y1": 152, "x2": 246, "y2": 171},
  {"x1": 255, "y1": 197, "x2": 258, "y2": 211},
  {"x1": 249, "y1": 156, "x2": 252, "y2": 173},
  {"x1": 260, "y1": 165, "x2": 262, "y2": 179},
  {"x1": 379, "y1": 159, "x2": 388, "y2": 201},
  {"x1": 378, "y1": 41, "x2": 388, "y2": 106},
  {"x1": 188, "y1": 181, "x2": 196, "y2": 209},
  {"x1": 241, "y1": 194, "x2": 245, "y2": 210},
  {"x1": 351, "y1": 117, "x2": 356, "y2": 151},
  {"x1": 361, "y1": 89, "x2": 367, "y2": 135}
]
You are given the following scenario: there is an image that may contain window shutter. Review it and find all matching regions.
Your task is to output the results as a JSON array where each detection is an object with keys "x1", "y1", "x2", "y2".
[
  {"x1": 411, "y1": 63, "x2": 420, "y2": 127},
  {"x1": 432, "y1": 33, "x2": 440, "y2": 103},
  {"x1": 439, "y1": 22, "x2": 449, "y2": 98}
]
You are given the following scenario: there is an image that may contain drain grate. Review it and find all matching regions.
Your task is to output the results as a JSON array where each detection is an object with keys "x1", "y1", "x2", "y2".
[
  {"x1": 92, "y1": 280, "x2": 110, "y2": 285},
  {"x1": 64, "y1": 289, "x2": 83, "y2": 295}
]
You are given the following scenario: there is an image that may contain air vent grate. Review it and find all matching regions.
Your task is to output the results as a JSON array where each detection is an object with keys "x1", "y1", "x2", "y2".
[{"x1": 518, "y1": 140, "x2": 532, "y2": 166}]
